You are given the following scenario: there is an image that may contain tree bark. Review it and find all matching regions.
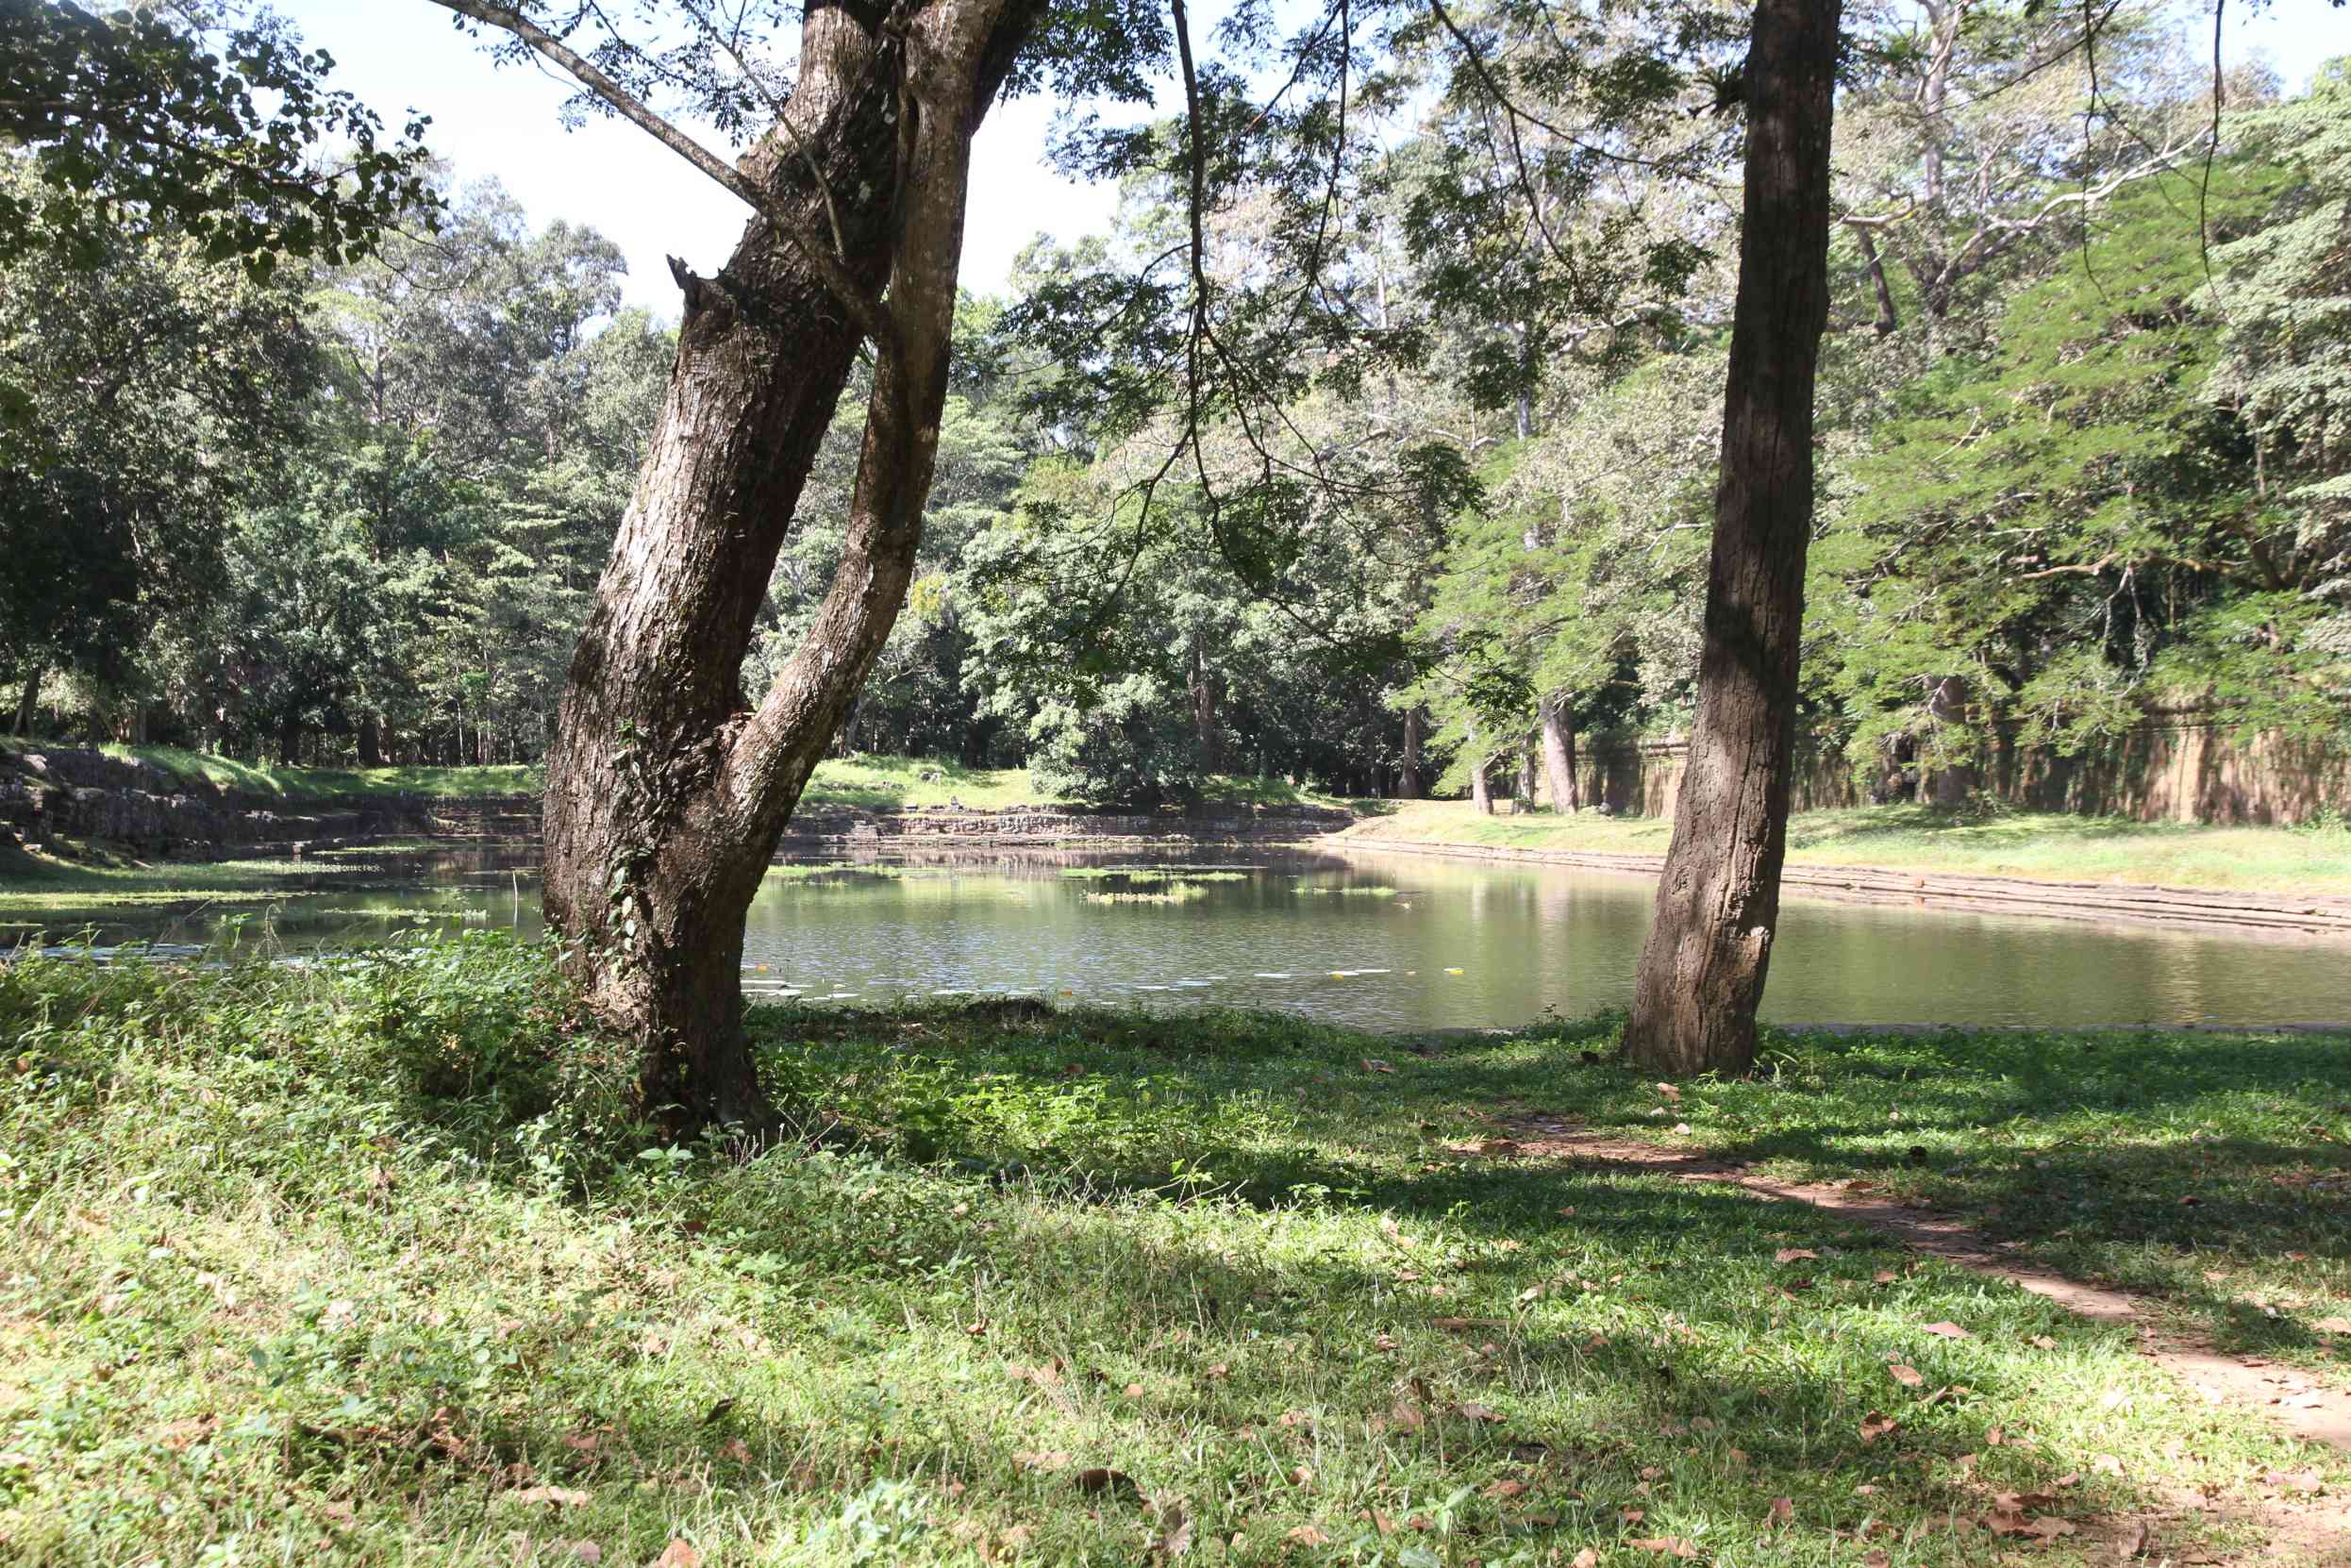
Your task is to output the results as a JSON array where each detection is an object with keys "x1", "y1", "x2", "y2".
[
  {"x1": 1625, "y1": 0, "x2": 1842, "y2": 1076},
  {"x1": 277, "y1": 716, "x2": 301, "y2": 768},
  {"x1": 1922, "y1": 675, "x2": 1972, "y2": 807},
  {"x1": 1468, "y1": 724, "x2": 1493, "y2": 813},
  {"x1": 539, "y1": 0, "x2": 1037, "y2": 1134},
  {"x1": 1514, "y1": 743, "x2": 1537, "y2": 809},
  {"x1": 1539, "y1": 692, "x2": 1578, "y2": 812},
  {"x1": 358, "y1": 711, "x2": 384, "y2": 769},
  {"x1": 1190, "y1": 641, "x2": 1223, "y2": 773},
  {"x1": 1400, "y1": 704, "x2": 1425, "y2": 798},
  {"x1": 10, "y1": 664, "x2": 40, "y2": 737}
]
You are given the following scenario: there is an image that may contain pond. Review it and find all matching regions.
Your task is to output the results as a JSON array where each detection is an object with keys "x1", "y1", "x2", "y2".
[{"x1": 10, "y1": 842, "x2": 2351, "y2": 1029}]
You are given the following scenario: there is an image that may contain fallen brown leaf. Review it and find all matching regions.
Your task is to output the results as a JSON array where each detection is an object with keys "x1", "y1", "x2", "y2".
[
  {"x1": 653, "y1": 1542, "x2": 700, "y2": 1568},
  {"x1": 1012, "y1": 1449, "x2": 1074, "y2": 1473},
  {"x1": 1922, "y1": 1320, "x2": 1972, "y2": 1340},
  {"x1": 1859, "y1": 1411, "x2": 1899, "y2": 1443},
  {"x1": 1888, "y1": 1363, "x2": 1925, "y2": 1388},
  {"x1": 506, "y1": 1486, "x2": 591, "y2": 1508},
  {"x1": 1285, "y1": 1524, "x2": 1331, "y2": 1546},
  {"x1": 1626, "y1": 1536, "x2": 1698, "y2": 1558},
  {"x1": 1075, "y1": 1467, "x2": 1143, "y2": 1500},
  {"x1": 1767, "y1": 1497, "x2": 1794, "y2": 1526},
  {"x1": 1775, "y1": 1248, "x2": 1820, "y2": 1264},
  {"x1": 1152, "y1": 1503, "x2": 1194, "y2": 1561}
]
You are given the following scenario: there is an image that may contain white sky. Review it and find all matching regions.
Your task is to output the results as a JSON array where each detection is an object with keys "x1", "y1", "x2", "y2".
[{"x1": 272, "y1": 0, "x2": 2351, "y2": 316}]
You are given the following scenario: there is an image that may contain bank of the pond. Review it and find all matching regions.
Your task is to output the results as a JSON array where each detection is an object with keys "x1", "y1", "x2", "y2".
[
  {"x1": 1339, "y1": 802, "x2": 2351, "y2": 931},
  {"x1": 1, "y1": 742, "x2": 1359, "y2": 861},
  {"x1": 2, "y1": 940, "x2": 2345, "y2": 1565}
]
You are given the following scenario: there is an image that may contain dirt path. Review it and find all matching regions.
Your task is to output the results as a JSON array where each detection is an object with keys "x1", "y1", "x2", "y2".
[
  {"x1": 1490, "y1": 1114, "x2": 2351, "y2": 1452},
  {"x1": 1490, "y1": 1116, "x2": 2351, "y2": 1562},
  {"x1": 1340, "y1": 837, "x2": 2351, "y2": 941}
]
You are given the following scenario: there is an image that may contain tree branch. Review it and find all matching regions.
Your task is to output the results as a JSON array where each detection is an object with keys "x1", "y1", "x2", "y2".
[{"x1": 420, "y1": 0, "x2": 894, "y2": 352}]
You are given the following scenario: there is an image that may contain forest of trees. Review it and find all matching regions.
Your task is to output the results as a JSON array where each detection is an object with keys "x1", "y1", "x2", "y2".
[{"x1": 6, "y1": 5, "x2": 2346, "y2": 809}]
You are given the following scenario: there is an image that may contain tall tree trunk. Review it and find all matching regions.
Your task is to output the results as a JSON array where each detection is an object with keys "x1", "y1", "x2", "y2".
[
  {"x1": 10, "y1": 664, "x2": 40, "y2": 737},
  {"x1": 540, "y1": 0, "x2": 1037, "y2": 1133},
  {"x1": 1923, "y1": 675, "x2": 1972, "y2": 807},
  {"x1": 1190, "y1": 642, "x2": 1223, "y2": 773},
  {"x1": 1400, "y1": 705, "x2": 1425, "y2": 798},
  {"x1": 1539, "y1": 692, "x2": 1578, "y2": 811},
  {"x1": 1625, "y1": 0, "x2": 1842, "y2": 1076},
  {"x1": 358, "y1": 711, "x2": 384, "y2": 769},
  {"x1": 277, "y1": 717, "x2": 301, "y2": 768},
  {"x1": 1468, "y1": 724, "x2": 1493, "y2": 814},
  {"x1": 1515, "y1": 743, "x2": 1537, "y2": 808}
]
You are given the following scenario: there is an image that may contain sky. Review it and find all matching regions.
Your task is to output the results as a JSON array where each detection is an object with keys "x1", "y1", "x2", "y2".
[{"x1": 274, "y1": 0, "x2": 2351, "y2": 317}]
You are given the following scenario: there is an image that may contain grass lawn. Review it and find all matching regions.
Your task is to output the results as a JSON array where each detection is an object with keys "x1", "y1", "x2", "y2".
[
  {"x1": 1, "y1": 940, "x2": 2343, "y2": 1565},
  {"x1": 0, "y1": 737, "x2": 541, "y2": 802},
  {"x1": 3, "y1": 741, "x2": 1354, "y2": 816},
  {"x1": 793, "y1": 755, "x2": 1357, "y2": 812},
  {"x1": 1339, "y1": 801, "x2": 2351, "y2": 896}
]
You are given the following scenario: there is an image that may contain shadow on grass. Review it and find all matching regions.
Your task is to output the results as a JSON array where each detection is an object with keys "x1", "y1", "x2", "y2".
[
  {"x1": 1782, "y1": 804, "x2": 2206, "y2": 853},
  {"x1": 760, "y1": 1002, "x2": 2351, "y2": 1363},
  {"x1": 17, "y1": 957, "x2": 2319, "y2": 1563}
]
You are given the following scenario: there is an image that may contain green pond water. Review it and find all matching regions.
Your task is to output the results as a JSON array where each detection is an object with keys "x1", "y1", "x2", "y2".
[{"x1": 11, "y1": 843, "x2": 2351, "y2": 1029}]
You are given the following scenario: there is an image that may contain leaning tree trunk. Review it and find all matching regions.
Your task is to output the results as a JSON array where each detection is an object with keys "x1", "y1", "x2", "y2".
[
  {"x1": 541, "y1": 0, "x2": 1037, "y2": 1132},
  {"x1": 1625, "y1": 0, "x2": 1842, "y2": 1076}
]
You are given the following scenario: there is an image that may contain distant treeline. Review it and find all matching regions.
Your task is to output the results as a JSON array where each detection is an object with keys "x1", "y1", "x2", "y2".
[{"x1": 6, "y1": 28, "x2": 2345, "y2": 806}]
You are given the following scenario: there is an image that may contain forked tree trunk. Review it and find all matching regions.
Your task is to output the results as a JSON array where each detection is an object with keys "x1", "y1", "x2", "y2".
[
  {"x1": 540, "y1": 0, "x2": 1037, "y2": 1132},
  {"x1": 1625, "y1": 0, "x2": 1842, "y2": 1076},
  {"x1": 1539, "y1": 692, "x2": 1577, "y2": 812}
]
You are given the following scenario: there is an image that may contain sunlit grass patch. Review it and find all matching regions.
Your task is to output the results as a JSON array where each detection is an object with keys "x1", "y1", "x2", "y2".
[
  {"x1": 1338, "y1": 800, "x2": 2351, "y2": 894},
  {"x1": 0, "y1": 946, "x2": 2340, "y2": 1565}
]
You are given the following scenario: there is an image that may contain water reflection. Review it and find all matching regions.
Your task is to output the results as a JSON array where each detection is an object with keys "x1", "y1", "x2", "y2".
[{"x1": 9, "y1": 842, "x2": 2350, "y2": 1028}]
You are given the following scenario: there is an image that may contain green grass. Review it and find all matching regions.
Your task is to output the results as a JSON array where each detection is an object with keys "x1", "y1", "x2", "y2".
[
  {"x1": 0, "y1": 941, "x2": 2342, "y2": 1565},
  {"x1": 1341, "y1": 801, "x2": 2351, "y2": 896},
  {"x1": 0, "y1": 737, "x2": 540, "y2": 801},
  {"x1": 795, "y1": 754, "x2": 1357, "y2": 813}
]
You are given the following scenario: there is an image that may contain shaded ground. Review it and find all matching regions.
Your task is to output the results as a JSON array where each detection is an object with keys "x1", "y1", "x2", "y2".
[{"x1": 1, "y1": 949, "x2": 2344, "y2": 1564}]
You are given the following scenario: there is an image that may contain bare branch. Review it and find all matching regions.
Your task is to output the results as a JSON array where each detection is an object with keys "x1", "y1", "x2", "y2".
[{"x1": 420, "y1": 0, "x2": 894, "y2": 351}]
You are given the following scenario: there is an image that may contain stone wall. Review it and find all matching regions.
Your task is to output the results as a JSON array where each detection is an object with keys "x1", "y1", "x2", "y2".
[
  {"x1": 0, "y1": 748, "x2": 532, "y2": 856},
  {"x1": 1555, "y1": 714, "x2": 2350, "y2": 826},
  {"x1": 1, "y1": 747, "x2": 1352, "y2": 858}
]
